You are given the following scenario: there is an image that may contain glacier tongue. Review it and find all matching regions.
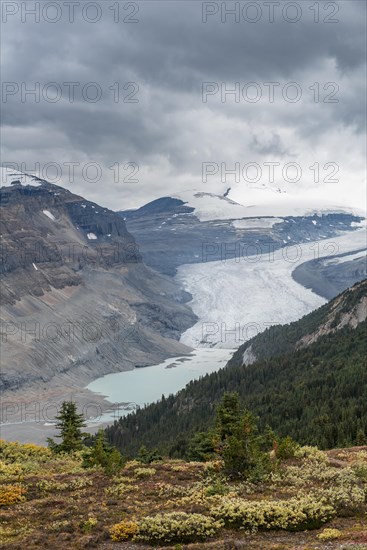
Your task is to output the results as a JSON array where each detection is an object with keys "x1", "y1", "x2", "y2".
[{"x1": 176, "y1": 230, "x2": 367, "y2": 349}]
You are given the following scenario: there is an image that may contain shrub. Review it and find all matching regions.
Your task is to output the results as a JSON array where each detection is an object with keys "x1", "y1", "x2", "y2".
[
  {"x1": 0, "y1": 439, "x2": 51, "y2": 463},
  {"x1": 82, "y1": 517, "x2": 98, "y2": 533},
  {"x1": 0, "y1": 461, "x2": 24, "y2": 481},
  {"x1": 0, "y1": 484, "x2": 26, "y2": 507},
  {"x1": 135, "y1": 512, "x2": 223, "y2": 543},
  {"x1": 36, "y1": 479, "x2": 68, "y2": 493},
  {"x1": 47, "y1": 520, "x2": 71, "y2": 532},
  {"x1": 210, "y1": 494, "x2": 335, "y2": 532},
  {"x1": 105, "y1": 482, "x2": 135, "y2": 497},
  {"x1": 110, "y1": 520, "x2": 139, "y2": 541},
  {"x1": 275, "y1": 436, "x2": 300, "y2": 459},
  {"x1": 293, "y1": 446, "x2": 327, "y2": 463},
  {"x1": 134, "y1": 467, "x2": 156, "y2": 479},
  {"x1": 317, "y1": 528, "x2": 342, "y2": 540},
  {"x1": 156, "y1": 482, "x2": 186, "y2": 498},
  {"x1": 205, "y1": 481, "x2": 232, "y2": 496},
  {"x1": 318, "y1": 482, "x2": 365, "y2": 514},
  {"x1": 351, "y1": 453, "x2": 367, "y2": 481},
  {"x1": 68, "y1": 477, "x2": 93, "y2": 490},
  {"x1": 36, "y1": 476, "x2": 92, "y2": 493}
]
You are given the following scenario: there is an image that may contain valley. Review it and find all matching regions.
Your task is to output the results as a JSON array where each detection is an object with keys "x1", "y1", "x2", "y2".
[{"x1": 1, "y1": 171, "x2": 366, "y2": 445}]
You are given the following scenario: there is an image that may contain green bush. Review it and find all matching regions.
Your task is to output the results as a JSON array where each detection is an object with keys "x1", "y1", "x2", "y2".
[
  {"x1": 275, "y1": 436, "x2": 300, "y2": 459},
  {"x1": 136, "y1": 512, "x2": 223, "y2": 543},
  {"x1": 210, "y1": 494, "x2": 335, "y2": 532},
  {"x1": 134, "y1": 467, "x2": 156, "y2": 479}
]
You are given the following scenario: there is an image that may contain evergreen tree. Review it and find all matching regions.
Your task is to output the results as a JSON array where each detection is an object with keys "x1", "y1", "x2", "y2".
[
  {"x1": 137, "y1": 445, "x2": 162, "y2": 464},
  {"x1": 47, "y1": 401, "x2": 87, "y2": 453},
  {"x1": 83, "y1": 429, "x2": 124, "y2": 475},
  {"x1": 213, "y1": 392, "x2": 270, "y2": 480},
  {"x1": 187, "y1": 431, "x2": 215, "y2": 462},
  {"x1": 215, "y1": 392, "x2": 241, "y2": 441}
]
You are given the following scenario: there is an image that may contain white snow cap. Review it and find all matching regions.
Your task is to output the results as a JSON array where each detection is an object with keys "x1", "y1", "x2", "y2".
[
  {"x1": 0, "y1": 167, "x2": 43, "y2": 188},
  {"x1": 172, "y1": 188, "x2": 365, "y2": 222}
]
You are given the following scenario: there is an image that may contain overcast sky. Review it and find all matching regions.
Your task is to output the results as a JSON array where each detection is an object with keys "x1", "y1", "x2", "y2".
[{"x1": 1, "y1": 0, "x2": 366, "y2": 211}]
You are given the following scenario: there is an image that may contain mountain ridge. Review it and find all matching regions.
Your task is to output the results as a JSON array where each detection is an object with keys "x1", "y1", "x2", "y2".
[{"x1": 0, "y1": 169, "x2": 197, "y2": 425}]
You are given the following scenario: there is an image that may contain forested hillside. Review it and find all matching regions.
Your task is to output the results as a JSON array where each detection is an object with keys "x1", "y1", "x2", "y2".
[
  {"x1": 228, "y1": 278, "x2": 367, "y2": 367},
  {"x1": 106, "y1": 281, "x2": 367, "y2": 457}
]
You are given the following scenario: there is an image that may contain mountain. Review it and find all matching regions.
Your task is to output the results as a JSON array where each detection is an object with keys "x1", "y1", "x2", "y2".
[
  {"x1": 120, "y1": 190, "x2": 366, "y2": 300},
  {"x1": 1, "y1": 171, "x2": 365, "y2": 433},
  {"x1": 105, "y1": 280, "x2": 367, "y2": 455},
  {"x1": 0, "y1": 169, "x2": 196, "y2": 422}
]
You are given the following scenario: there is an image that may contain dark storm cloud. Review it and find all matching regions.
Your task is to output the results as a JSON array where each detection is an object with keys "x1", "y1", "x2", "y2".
[{"x1": 1, "y1": 0, "x2": 366, "y2": 208}]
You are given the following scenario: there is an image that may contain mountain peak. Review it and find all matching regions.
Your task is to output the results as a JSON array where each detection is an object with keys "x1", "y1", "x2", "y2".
[{"x1": 0, "y1": 167, "x2": 45, "y2": 188}]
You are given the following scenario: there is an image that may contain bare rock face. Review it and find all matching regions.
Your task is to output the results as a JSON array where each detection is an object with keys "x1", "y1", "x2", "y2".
[
  {"x1": 296, "y1": 279, "x2": 367, "y2": 348},
  {"x1": 0, "y1": 177, "x2": 139, "y2": 304},
  {"x1": 0, "y1": 172, "x2": 196, "y2": 409}
]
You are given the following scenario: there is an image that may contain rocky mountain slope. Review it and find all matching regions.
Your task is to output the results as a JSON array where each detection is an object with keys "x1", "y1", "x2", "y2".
[
  {"x1": 227, "y1": 279, "x2": 367, "y2": 366},
  {"x1": 0, "y1": 169, "x2": 196, "y2": 421}
]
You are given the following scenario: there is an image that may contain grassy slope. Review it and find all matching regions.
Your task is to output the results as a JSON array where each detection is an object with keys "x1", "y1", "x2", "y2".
[{"x1": 0, "y1": 440, "x2": 367, "y2": 549}]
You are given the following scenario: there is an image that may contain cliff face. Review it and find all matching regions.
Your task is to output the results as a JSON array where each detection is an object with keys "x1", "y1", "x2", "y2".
[
  {"x1": 0, "y1": 171, "x2": 196, "y2": 408},
  {"x1": 0, "y1": 177, "x2": 139, "y2": 304}
]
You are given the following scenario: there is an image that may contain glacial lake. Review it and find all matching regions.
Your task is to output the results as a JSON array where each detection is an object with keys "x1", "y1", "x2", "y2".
[{"x1": 86, "y1": 348, "x2": 234, "y2": 424}]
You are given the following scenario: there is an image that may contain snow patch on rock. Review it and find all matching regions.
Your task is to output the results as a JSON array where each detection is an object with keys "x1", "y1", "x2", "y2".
[{"x1": 43, "y1": 210, "x2": 56, "y2": 221}]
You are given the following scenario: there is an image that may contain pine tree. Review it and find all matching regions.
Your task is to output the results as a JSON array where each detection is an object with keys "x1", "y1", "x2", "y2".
[
  {"x1": 215, "y1": 392, "x2": 241, "y2": 441},
  {"x1": 83, "y1": 429, "x2": 124, "y2": 475},
  {"x1": 187, "y1": 431, "x2": 215, "y2": 462},
  {"x1": 47, "y1": 401, "x2": 87, "y2": 453},
  {"x1": 137, "y1": 445, "x2": 162, "y2": 464},
  {"x1": 213, "y1": 392, "x2": 270, "y2": 480}
]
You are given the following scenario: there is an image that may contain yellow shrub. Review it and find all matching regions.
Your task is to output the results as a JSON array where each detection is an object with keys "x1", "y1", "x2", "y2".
[
  {"x1": 293, "y1": 446, "x2": 327, "y2": 463},
  {"x1": 123, "y1": 460, "x2": 140, "y2": 470},
  {"x1": 82, "y1": 516, "x2": 98, "y2": 533},
  {"x1": 112, "y1": 475, "x2": 135, "y2": 484},
  {"x1": 156, "y1": 482, "x2": 186, "y2": 498},
  {"x1": 36, "y1": 479, "x2": 68, "y2": 493},
  {"x1": 210, "y1": 494, "x2": 335, "y2": 532},
  {"x1": 134, "y1": 467, "x2": 156, "y2": 478},
  {"x1": 135, "y1": 512, "x2": 223, "y2": 543},
  {"x1": 317, "y1": 528, "x2": 342, "y2": 540},
  {"x1": 36, "y1": 476, "x2": 93, "y2": 494},
  {"x1": 110, "y1": 520, "x2": 139, "y2": 541},
  {"x1": 0, "y1": 484, "x2": 26, "y2": 507},
  {"x1": 47, "y1": 520, "x2": 71, "y2": 532},
  {"x1": 0, "y1": 439, "x2": 51, "y2": 463},
  {"x1": 105, "y1": 482, "x2": 135, "y2": 497},
  {"x1": 0, "y1": 461, "x2": 24, "y2": 481}
]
